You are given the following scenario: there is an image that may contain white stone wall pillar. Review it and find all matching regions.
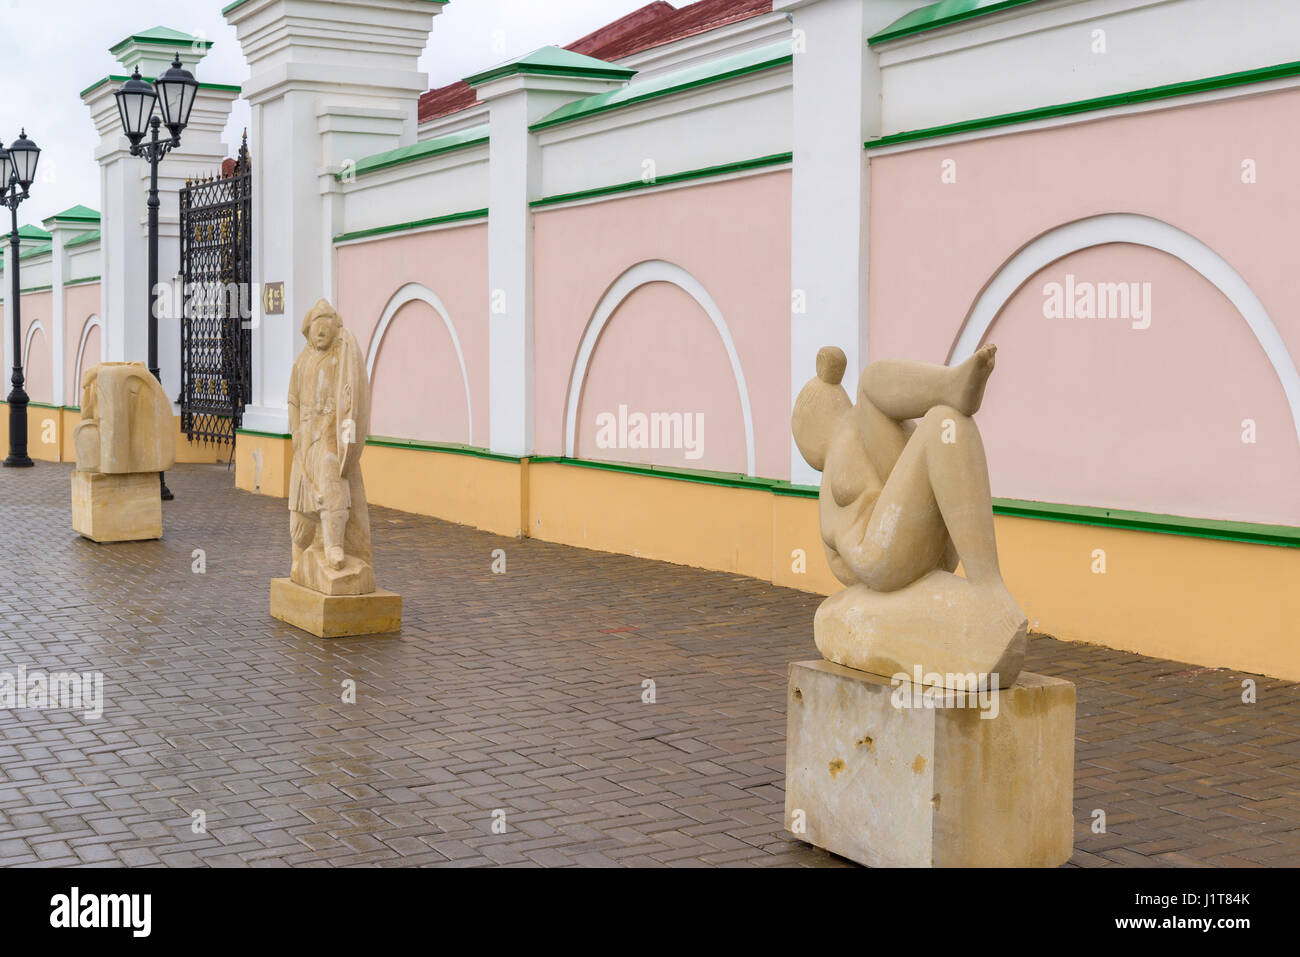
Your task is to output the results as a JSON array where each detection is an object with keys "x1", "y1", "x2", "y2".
[
  {"x1": 224, "y1": 0, "x2": 442, "y2": 435},
  {"x1": 469, "y1": 53, "x2": 633, "y2": 457},
  {"x1": 82, "y1": 30, "x2": 237, "y2": 409},
  {"x1": 775, "y1": 0, "x2": 926, "y2": 485}
]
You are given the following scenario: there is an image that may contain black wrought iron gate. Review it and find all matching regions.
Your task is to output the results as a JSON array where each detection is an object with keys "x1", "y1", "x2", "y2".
[{"x1": 179, "y1": 135, "x2": 252, "y2": 446}]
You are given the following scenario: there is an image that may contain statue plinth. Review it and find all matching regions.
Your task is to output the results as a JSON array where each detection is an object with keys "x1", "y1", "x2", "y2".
[
  {"x1": 784, "y1": 660, "x2": 1075, "y2": 868},
  {"x1": 269, "y1": 298, "x2": 401, "y2": 638},
  {"x1": 270, "y1": 578, "x2": 401, "y2": 639},
  {"x1": 785, "y1": 345, "x2": 1076, "y2": 866},
  {"x1": 71, "y1": 471, "x2": 162, "y2": 543},
  {"x1": 70, "y1": 362, "x2": 174, "y2": 543}
]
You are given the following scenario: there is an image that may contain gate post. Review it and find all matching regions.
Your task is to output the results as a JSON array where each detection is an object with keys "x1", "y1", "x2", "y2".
[
  {"x1": 81, "y1": 28, "x2": 238, "y2": 423},
  {"x1": 223, "y1": 0, "x2": 444, "y2": 441}
]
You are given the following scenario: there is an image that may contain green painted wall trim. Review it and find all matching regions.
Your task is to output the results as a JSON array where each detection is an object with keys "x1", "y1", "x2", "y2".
[
  {"x1": 991, "y1": 498, "x2": 1300, "y2": 548},
  {"x1": 366, "y1": 435, "x2": 524, "y2": 463},
  {"x1": 65, "y1": 276, "x2": 102, "y2": 287},
  {"x1": 530, "y1": 40, "x2": 793, "y2": 132},
  {"x1": 530, "y1": 152, "x2": 792, "y2": 209},
  {"x1": 333, "y1": 207, "x2": 488, "y2": 244},
  {"x1": 870, "y1": 0, "x2": 1045, "y2": 45},
  {"x1": 339, "y1": 124, "x2": 488, "y2": 180},
  {"x1": 529, "y1": 455, "x2": 787, "y2": 492},
  {"x1": 20, "y1": 284, "x2": 53, "y2": 294},
  {"x1": 235, "y1": 427, "x2": 291, "y2": 440},
  {"x1": 865, "y1": 58, "x2": 1300, "y2": 150},
  {"x1": 80, "y1": 75, "x2": 242, "y2": 99},
  {"x1": 224, "y1": 432, "x2": 1299, "y2": 548}
]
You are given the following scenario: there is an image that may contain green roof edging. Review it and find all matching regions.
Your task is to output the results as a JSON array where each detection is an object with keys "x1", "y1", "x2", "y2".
[
  {"x1": 532, "y1": 39, "x2": 793, "y2": 132},
  {"x1": 80, "y1": 75, "x2": 241, "y2": 99},
  {"x1": 66, "y1": 230, "x2": 102, "y2": 249},
  {"x1": 110, "y1": 26, "x2": 212, "y2": 56},
  {"x1": 865, "y1": 58, "x2": 1300, "y2": 150},
  {"x1": 465, "y1": 45, "x2": 636, "y2": 87},
  {"x1": 871, "y1": 0, "x2": 1046, "y2": 45},
  {"x1": 333, "y1": 207, "x2": 488, "y2": 244},
  {"x1": 340, "y1": 124, "x2": 488, "y2": 181},
  {"x1": 223, "y1": 0, "x2": 446, "y2": 12},
  {"x1": 530, "y1": 152, "x2": 791, "y2": 209}
]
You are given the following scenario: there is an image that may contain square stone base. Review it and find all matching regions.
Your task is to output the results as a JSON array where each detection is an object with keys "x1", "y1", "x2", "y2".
[
  {"x1": 71, "y1": 470, "x2": 161, "y2": 542},
  {"x1": 785, "y1": 659, "x2": 1075, "y2": 867},
  {"x1": 270, "y1": 577, "x2": 401, "y2": 638}
]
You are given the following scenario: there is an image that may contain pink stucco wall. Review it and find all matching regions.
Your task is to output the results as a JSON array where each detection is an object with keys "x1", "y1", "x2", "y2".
[
  {"x1": 19, "y1": 290, "x2": 52, "y2": 405},
  {"x1": 335, "y1": 223, "x2": 489, "y2": 448},
  {"x1": 869, "y1": 88, "x2": 1300, "y2": 525},
  {"x1": 65, "y1": 283, "x2": 101, "y2": 406},
  {"x1": 534, "y1": 170, "x2": 792, "y2": 478}
]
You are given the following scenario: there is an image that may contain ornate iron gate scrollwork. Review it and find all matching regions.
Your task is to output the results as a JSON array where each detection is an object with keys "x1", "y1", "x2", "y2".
[{"x1": 179, "y1": 134, "x2": 252, "y2": 446}]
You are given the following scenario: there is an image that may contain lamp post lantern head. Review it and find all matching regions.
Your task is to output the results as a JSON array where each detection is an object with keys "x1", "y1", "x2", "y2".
[
  {"x1": 115, "y1": 68, "x2": 158, "y2": 146},
  {"x1": 0, "y1": 147, "x2": 11, "y2": 192},
  {"x1": 6, "y1": 131, "x2": 39, "y2": 190},
  {"x1": 155, "y1": 54, "x2": 199, "y2": 139}
]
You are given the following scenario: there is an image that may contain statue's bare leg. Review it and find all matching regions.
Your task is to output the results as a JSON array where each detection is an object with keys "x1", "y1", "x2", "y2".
[{"x1": 832, "y1": 345, "x2": 1000, "y2": 590}]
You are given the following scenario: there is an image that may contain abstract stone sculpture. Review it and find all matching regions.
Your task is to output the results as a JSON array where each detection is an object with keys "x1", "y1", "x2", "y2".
[
  {"x1": 791, "y1": 344, "x2": 1027, "y2": 688},
  {"x1": 270, "y1": 299, "x2": 399, "y2": 637},
  {"x1": 70, "y1": 362, "x2": 175, "y2": 542}
]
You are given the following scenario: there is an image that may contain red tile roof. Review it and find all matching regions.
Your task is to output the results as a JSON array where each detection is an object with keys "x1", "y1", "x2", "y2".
[{"x1": 418, "y1": 0, "x2": 774, "y2": 124}]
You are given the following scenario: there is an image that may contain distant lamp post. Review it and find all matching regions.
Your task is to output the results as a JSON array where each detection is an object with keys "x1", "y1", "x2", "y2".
[
  {"x1": 1, "y1": 129, "x2": 41, "y2": 469},
  {"x1": 115, "y1": 55, "x2": 199, "y2": 500}
]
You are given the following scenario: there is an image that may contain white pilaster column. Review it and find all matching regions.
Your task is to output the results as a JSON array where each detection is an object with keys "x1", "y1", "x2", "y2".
[
  {"x1": 46, "y1": 229, "x2": 67, "y2": 406},
  {"x1": 775, "y1": 0, "x2": 926, "y2": 485},
  {"x1": 224, "y1": 0, "x2": 442, "y2": 435},
  {"x1": 82, "y1": 30, "x2": 237, "y2": 409},
  {"x1": 469, "y1": 52, "x2": 633, "y2": 457}
]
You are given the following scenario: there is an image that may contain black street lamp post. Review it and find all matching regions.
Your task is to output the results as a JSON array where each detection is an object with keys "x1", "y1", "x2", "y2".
[
  {"x1": 115, "y1": 56, "x2": 199, "y2": 500},
  {"x1": 1, "y1": 130, "x2": 41, "y2": 469}
]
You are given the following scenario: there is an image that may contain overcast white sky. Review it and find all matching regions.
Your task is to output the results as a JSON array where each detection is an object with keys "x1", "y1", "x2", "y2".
[{"x1": 0, "y1": 0, "x2": 654, "y2": 228}]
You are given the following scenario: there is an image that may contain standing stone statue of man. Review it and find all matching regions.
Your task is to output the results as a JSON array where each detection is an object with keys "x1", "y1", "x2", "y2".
[{"x1": 287, "y1": 298, "x2": 375, "y2": 595}]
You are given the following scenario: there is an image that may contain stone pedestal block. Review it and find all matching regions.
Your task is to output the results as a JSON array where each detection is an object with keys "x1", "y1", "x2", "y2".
[
  {"x1": 784, "y1": 659, "x2": 1075, "y2": 867},
  {"x1": 71, "y1": 470, "x2": 162, "y2": 543},
  {"x1": 270, "y1": 577, "x2": 401, "y2": 638}
]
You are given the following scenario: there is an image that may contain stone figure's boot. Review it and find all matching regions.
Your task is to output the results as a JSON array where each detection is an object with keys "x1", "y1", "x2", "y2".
[{"x1": 322, "y1": 508, "x2": 349, "y2": 569}]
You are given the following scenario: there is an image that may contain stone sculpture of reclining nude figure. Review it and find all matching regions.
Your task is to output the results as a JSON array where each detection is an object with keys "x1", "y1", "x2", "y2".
[{"x1": 792, "y1": 343, "x2": 1027, "y2": 689}]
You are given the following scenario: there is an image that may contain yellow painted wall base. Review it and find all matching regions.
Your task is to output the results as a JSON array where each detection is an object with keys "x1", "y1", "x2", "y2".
[
  {"x1": 234, "y1": 431, "x2": 293, "y2": 498},
  {"x1": 0, "y1": 402, "x2": 228, "y2": 466}
]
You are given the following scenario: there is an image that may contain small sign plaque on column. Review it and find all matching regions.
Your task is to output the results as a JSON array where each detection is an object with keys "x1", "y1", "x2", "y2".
[{"x1": 263, "y1": 281, "x2": 285, "y2": 315}]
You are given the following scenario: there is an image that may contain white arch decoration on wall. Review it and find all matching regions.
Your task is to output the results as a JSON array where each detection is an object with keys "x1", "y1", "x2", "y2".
[
  {"x1": 73, "y1": 314, "x2": 103, "y2": 396},
  {"x1": 22, "y1": 319, "x2": 45, "y2": 374},
  {"x1": 950, "y1": 212, "x2": 1300, "y2": 449},
  {"x1": 365, "y1": 282, "x2": 473, "y2": 443},
  {"x1": 563, "y1": 259, "x2": 757, "y2": 476}
]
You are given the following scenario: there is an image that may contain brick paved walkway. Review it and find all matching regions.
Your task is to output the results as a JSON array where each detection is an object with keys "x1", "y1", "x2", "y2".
[{"x1": 0, "y1": 462, "x2": 1296, "y2": 867}]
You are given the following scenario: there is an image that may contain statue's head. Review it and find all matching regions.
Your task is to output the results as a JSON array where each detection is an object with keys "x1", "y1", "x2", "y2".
[
  {"x1": 302, "y1": 299, "x2": 342, "y2": 351},
  {"x1": 792, "y1": 346, "x2": 852, "y2": 473}
]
